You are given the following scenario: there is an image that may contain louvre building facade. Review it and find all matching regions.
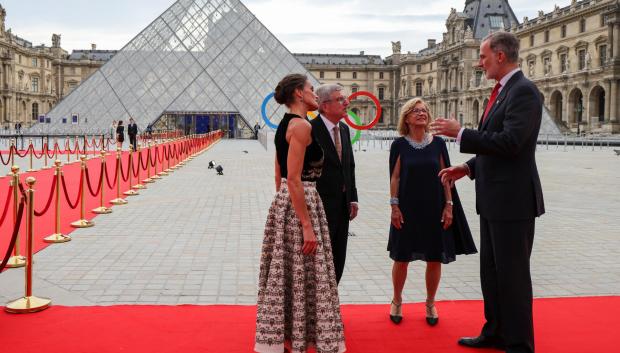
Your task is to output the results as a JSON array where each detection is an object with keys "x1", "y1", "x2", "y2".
[{"x1": 2, "y1": 0, "x2": 620, "y2": 135}]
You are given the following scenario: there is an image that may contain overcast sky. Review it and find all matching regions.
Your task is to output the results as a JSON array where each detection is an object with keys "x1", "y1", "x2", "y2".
[{"x1": 3, "y1": 0, "x2": 562, "y2": 57}]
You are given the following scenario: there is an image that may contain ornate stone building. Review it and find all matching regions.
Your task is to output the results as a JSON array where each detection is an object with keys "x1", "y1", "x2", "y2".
[
  {"x1": 303, "y1": 0, "x2": 620, "y2": 134},
  {"x1": 3, "y1": 0, "x2": 620, "y2": 134},
  {"x1": 0, "y1": 5, "x2": 116, "y2": 129}
]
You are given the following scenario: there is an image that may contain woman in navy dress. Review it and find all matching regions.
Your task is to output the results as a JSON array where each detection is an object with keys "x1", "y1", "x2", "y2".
[{"x1": 388, "y1": 97, "x2": 477, "y2": 326}]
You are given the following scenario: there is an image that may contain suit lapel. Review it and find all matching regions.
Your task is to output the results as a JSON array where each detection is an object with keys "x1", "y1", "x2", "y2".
[{"x1": 480, "y1": 71, "x2": 523, "y2": 131}]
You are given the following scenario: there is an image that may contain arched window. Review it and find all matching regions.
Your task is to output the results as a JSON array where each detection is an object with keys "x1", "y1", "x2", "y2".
[{"x1": 32, "y1": 102, "x2": 39, "y2": 120}]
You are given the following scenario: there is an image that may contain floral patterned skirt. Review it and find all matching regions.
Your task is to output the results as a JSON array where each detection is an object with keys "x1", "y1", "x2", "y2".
[{"x1": 255, "y1": 179, "x2": 346, "y2": 353}]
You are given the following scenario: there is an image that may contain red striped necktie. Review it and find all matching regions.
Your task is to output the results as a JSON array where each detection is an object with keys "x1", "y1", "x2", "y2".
[{"x1": 481, "y1": 83, "x2": 502, "y2": 123}]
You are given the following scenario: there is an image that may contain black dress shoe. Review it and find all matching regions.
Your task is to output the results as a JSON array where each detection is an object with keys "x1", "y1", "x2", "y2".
[
  {"x1": 458, "y1": 335, "x2": 505, "y2": 349},
  {"x1": 425, "y1": 301, "x2": 439, "y2": 326}
]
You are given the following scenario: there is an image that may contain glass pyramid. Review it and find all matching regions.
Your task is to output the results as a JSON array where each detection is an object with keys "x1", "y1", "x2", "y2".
[{"x1": 38, "y1": 0, "x2": 318, "y2": 135}]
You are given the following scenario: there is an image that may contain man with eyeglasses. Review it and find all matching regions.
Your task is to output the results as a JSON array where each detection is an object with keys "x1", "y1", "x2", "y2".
[{"x1": 311, "y1": 84, "x2": 359, "y2": 284}]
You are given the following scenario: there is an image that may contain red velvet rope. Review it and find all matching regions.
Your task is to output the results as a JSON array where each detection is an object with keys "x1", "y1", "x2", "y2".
[
  {"x1": 119, "y1": 154, "x2": 131, "y2": 182},
  {"x1": 84, "y1": 165, "x2": 103, "y2": 197},
  {"x1": 14, "y1": 145, "x2": 30, "y2": 158},
  {"x1": 34, "y1": 175, "x2": 57, "y2": 217},
  {"x1": 61, "y1": 173, "x2": 82, "y2": 210},
  {"x1": 105, "y1": 158, "x2": 118, "y2": 189},
  {"x1": 46, "y1": 144, "x2": 58, "y2": 158},
  {"x1": 31, "y1": 144, "x2": 45, "y2": 159},
  {"x1": 149, "y1": 148, "x2": 156, "y2": 167},
  {"x1": 0, "y1": 185, "x2": 13, "y2": 227},
  {"x1": 0, "y1": 195, "x2": 25, "y2": 272},
  {"x1": 157, "y1": 146, "x2": 165, "y2": 163},
  {"x1": 0, "y1": 149, "x2": 11, "y2": 165},
  {"x1": 139, "y1": 151, "x2": 148, "y2": 170},
  {"x1": 130, "y1": 154, "x2": 140, "y2": 178}
]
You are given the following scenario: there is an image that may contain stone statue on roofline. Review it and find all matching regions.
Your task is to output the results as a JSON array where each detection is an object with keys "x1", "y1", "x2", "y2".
[
  {"x1": 52, "y1": 34, "x2": 61, "y2": 48},
  {"x1": 391, "y1": 41, "x2": 401, "y2": 55}
]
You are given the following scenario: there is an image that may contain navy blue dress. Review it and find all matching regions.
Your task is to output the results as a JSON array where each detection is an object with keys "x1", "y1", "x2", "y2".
[{"x1": 388, "y1": 136, "x2": 477, "y2": 264}]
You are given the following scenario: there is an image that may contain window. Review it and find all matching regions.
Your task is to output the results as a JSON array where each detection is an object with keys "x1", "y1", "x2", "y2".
[
  {"x1": 336, "y1": 71, "x2": 341, "y2": 79},
  {"x1": 580, "y1": 18, "x2": 586, "y2": 33},
  {"x1": 416, "y1": 65, "x2": 421, "y2": 73},
  {"x1": 561, "y1": 24, "x2": 567, "y2": 38},
  {"x1": 31, "y1": 77, "x2": 39, "y2": 92},
  {"x1": 475, "y1": 71, "x2": 483, "y2": 86},
  {"x1": 489, "y1": 16, "x2": 504, "y2": 29},
  {"x1": 319, "y1": 71, "x2": 324, "y2": 79},
  {"x1": 32, "y1": 103, "x2": 38, "y2": 121},
  {"x1": 378, "y1": 87, "x2": 385, "y2": 100},
  {"x1": 578, "y1": 49, "x2": 586, "y2": 70},
  {"x1": 379, "y1": 72, "x2": 384, "y2": 79},
  {"x1": 599, "y1": 45, "x2": 607, "y2": 66},
  {"x1": 544, "y1": 30, "x2": 549, "y2": 43},
  {"x1": 415, "y1": 82, "x2": 423, "y2": 97},
  {"x1": 530, "y1": 35, "x2": 534, "y2": 47},
  {"x1": 68, "y1": 81, "x2": 77, "y2": 91},
  {"x1": 430, "y1": 62, "x2": 433, "y2": 70},
  {"x1": 32, "y1": 58, "x2": 38, "y2": 67},
  {"x1": 560, "y1": 53, "x2": 568, "y2": 72},
  {"x1": 352, "y1": 72, "x2": 357, "y2": 79},
  {"x1": 379, "y1": 110, "x2": 384, "y2": 124}
]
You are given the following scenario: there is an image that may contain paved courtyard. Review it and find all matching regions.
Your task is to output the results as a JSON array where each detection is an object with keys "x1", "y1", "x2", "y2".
[{"x1": 1, "y1": 139, "x2": 619, "y2": 306}]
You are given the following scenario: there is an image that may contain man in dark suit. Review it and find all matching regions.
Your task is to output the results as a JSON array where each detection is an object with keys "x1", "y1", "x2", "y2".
[
  {"x1": 430, "y1": 32, "x2": 545, "y2": 353},
  {"x1": 127, "y1": 118, "x2": 138, "y2": 151},
  {"x1": 311, "y1": 84, "x2": 358, "y2": 284}
]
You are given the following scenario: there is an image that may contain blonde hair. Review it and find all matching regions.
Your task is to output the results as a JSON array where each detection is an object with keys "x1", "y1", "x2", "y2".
[{"x1": 397, "y1": 98, "x2": 433, "y2": 136}]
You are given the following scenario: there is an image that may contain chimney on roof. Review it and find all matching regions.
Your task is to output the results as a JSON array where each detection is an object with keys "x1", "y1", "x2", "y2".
[
  {"x1": 360, "y1": 50, "x2": 365, "y2": 55},
  {"x1": 91, "y1": 43, "x2": 96, "y2": 51},
  {"x1": 428, "y1": 39, "x2": 436, "y2": 48}
]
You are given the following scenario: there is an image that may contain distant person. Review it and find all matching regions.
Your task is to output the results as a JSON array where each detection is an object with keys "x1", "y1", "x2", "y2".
[
  {"x1": 110, "y1": 120, "x2": 117, "y2": 139},
  {"x1": 116, "y1": 120, "x2": 125, "y2": 149},
  {"x1": 253, "y1": 122, "x2": 261, "y2": 139},
  {"x1": 311, "y1": 84, "x2": 358, "y2": 284},
  {"x1": 128, "y1": 118, "x2": 138, "y2": 151},
  {"x1": 387, "y1": 97, "x2": 476, "y2": 326},
  {"x1": 255, "y1": 74, "x2": 345, "y2": 353}
]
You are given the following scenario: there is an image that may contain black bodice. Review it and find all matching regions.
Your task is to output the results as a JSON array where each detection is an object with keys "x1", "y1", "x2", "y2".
[{"x1": 275, "y1": 113, "x2": 324, "y2": 182}]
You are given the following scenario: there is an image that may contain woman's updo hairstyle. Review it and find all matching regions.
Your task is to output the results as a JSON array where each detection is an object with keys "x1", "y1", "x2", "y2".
[{"x1": 274, "y1": 74, "x2": 307, "y2": 106}]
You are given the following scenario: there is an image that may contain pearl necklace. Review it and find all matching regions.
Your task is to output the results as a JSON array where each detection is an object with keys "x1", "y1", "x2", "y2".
[{"x1": 404, "y1": 133, "x2": 433, "y2": 150}]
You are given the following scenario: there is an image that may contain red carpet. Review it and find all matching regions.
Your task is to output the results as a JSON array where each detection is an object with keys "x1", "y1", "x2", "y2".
[{"x1": 0, "y1": 297, "x2": 616, "y2": 352}]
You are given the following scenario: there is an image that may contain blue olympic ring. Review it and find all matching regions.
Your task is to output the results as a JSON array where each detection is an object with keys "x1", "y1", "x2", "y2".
[{"x1": 261, "y1": 92, "x2": 279, "y2": 129}]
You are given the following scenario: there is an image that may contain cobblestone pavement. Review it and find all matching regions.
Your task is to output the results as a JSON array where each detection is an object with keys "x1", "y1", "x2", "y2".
[{"x1": 1, "y1": 139, "x2": 619, "y2": 306}]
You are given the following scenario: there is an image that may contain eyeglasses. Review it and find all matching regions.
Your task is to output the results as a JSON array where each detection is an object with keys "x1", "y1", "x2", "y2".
[
  {"x1": 326, "y1": 97, "x2": 347, "y2": 104},
  {"x1": 411, "y1": 108, "x2": 428, "y2": 115}
]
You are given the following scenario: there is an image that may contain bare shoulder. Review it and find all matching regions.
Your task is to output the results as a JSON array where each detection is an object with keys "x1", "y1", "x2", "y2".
[{"x1": 287, "y1": 118, "x2": 312, "y2": 143}]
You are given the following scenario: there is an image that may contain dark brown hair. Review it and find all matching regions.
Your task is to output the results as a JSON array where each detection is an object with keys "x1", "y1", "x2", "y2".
[{"x1": 274, "y1": 74, "x2": 307, "y2": 106}]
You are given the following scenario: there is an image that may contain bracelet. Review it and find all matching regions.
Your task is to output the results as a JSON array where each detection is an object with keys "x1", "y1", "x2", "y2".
[
  {"x1": 446, "y1": 200, "x2": 454, "y2": 206},
  {"x1": 390, "y1": 197, "x2": 399, "y2": 205}
]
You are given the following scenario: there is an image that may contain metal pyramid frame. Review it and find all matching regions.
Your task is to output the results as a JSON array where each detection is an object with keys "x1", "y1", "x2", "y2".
[{"x1": 38, "y1": 0, "x2": 317, "y2": 134}]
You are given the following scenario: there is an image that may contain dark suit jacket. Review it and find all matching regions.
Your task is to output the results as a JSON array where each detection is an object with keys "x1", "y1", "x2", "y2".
[
  {"x1": 128, "y1": 123, "x2": 138, "y2": 136},
  {"x1": 461, "y1": 70, "x2": 545, "y2": 221},
  {"x1": 311, "y1": 115, "x2": 358, "y2": 214}
]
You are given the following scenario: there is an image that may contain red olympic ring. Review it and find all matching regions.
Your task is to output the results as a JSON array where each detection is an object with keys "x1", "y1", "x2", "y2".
[{"x1": 343, "y1": 91, "x2": 382, "y2": 130}]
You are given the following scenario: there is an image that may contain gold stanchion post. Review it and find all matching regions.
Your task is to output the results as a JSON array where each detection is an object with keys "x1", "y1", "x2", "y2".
[
  {"x1": 42, "y1": 137, "x2": 50, "y2": 170},
  {"x1": 27, "y1": 139, "x2": 34, "y2": 172},
  {"x1": 44, "y1": 160, "x2": 71, "y2": 243},
  {"x1": 65, "y1": 137, "x2": 70, "y2": 164},
  {"x1": 70, "y1": 156, "x2": 94, "y2": 228},
  {"x1": 110, "y1": 148, "x2": 128, "y2": 205},
  {"x1": 6, "y1": 166, "x2": 26, "y2": 268},
  {"x1": 92, "y1": 151, "x2": 112, "y2": 214},
  {"x1": 132, "y1": 144, "x2": 146, "y2": 189},
  {"x1": 123, "y1": 148, "x2": 139, "y2": 196},
  {"x1": 5, "y1": 176, "x2": 52, "y2": 314}
]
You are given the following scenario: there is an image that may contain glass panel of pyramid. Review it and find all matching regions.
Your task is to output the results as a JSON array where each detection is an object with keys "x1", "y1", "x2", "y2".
[{"x1": 39, "y1": 0, "x2": 318, "y2": 134}]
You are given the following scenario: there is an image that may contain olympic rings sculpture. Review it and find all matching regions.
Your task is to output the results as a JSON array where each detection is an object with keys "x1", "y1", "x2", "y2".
[{"x1": 260, "y1": 90, "x2": 382, "y2": 145}]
